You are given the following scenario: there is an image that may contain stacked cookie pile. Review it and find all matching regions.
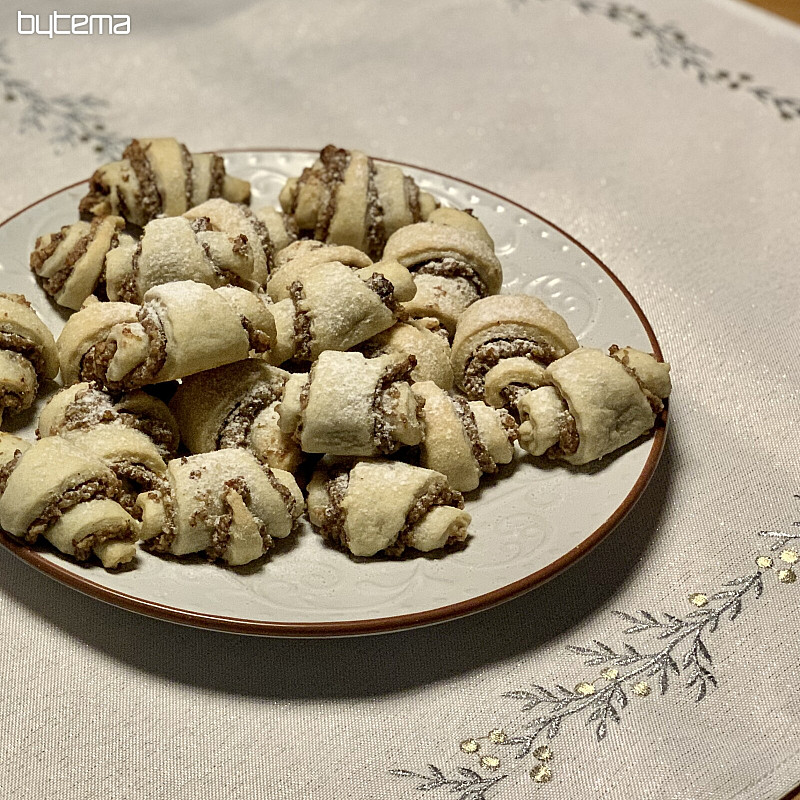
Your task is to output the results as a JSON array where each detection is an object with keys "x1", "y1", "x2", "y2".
[{"x1": 0, "y1": 138, "x2": 670, "y2": 570}]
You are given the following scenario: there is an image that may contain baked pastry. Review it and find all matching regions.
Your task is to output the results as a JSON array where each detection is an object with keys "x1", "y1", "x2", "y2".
[
  {"x1": 361, "y1": 318, "x2": 455, "y2": 390},
  {"x1": 451, "y1": 294, "x2": 579, "y2": 404},
  {"x1": 38, "y1": 381, "x2": 180, "y2": 459},
  {"x1": 278, "y1": 350, "x2": 423, "y2": 456},
  {"x1": 30, "y1": 216, "x2": 124, "y2": 310},
  {"x1": 0, "y1": 434, "x2": 138, "y2": 568},
  {"x1": 0, "y1": 293, "x2": 59, "y2": 424},
  {"x1": 79, "y1": 137, "x2": 250, "y2": 227},
  {"x1": 383, "y1": 208, "x2": 503, "y2": 335},
  {"x1": 411, "y1": 381, "x2": 517, "y2": 492},
  {"x1": 57, "y1": 282, "x2": 276, "y2": 391},
  {"x1": 265, "y1": 261, "x2": 404, "y2": 364},
  {"x1": 184, "y1": 198, "x2": 297, "y2": 286},
  {"x1": 137, "y1": 449, "x2": 303, "y2": 566},
  {"x1": 307, "y1": 459, "x2": 470, "y2": 557},
  {"x1": 169, "y1": 359, "x2": 302, "y2": 473},
  {"x1": 278, "y1": 144, "x2": 438, "y2": 258},
  {"x1": 517, "y1": 346, "x2": 671, "y2": 465},
  {"x1": 50, "y1": 426, "x2": 167, "y2": 509},
  {"x1": 105, "y1": 216, "x2": 257, "y2": 303}
]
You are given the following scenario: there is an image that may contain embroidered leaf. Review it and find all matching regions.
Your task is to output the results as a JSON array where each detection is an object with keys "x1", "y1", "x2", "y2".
[
  {"x1": 695, "y1": 681, "x2": 707, "y2": 702},
  {"x1": 503, "y1": 690, "x2": 536, "y2": 700},
  {"x1": 729, "y1": 600, "x2": 742, "y2": 622},
  {"x1": 457, "y1": 768, "x2": 482, "y2": 780},
  {"x1": 596, "y1": 719, "x2": 608, "y2": 740},
  {"x1": 612, "y1": 684, "x2": 628, "y2": 708},
  {"x1": 697, "y1": 638, "x2": 713, "y2": 664},
  {"x1": 388, "y1": 769, "x2": 419, "y2": 778},
  {"x1": 567, "y1": 645, "x2": 603, "y2": 656}
]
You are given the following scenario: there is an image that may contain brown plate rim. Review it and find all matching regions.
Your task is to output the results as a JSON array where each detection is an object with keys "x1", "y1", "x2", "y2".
[{"x1": 0, "y1": 147, "x2": 667, "y2": 637}]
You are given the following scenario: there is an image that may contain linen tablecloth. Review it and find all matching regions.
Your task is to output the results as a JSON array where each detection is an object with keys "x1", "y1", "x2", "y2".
[{"x1": 1, "y1": 1, "x2": 798, "y2": 798}]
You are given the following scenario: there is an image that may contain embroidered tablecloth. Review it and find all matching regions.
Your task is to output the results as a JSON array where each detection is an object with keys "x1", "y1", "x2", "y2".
[{"x1": 1, "y1": 1, "x2": 798, "y2": 798}]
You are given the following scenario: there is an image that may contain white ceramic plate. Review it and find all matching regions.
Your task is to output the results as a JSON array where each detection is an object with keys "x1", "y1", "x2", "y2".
[{"x1": 0, "y1": 149, "x2": 666, "y2": 636}]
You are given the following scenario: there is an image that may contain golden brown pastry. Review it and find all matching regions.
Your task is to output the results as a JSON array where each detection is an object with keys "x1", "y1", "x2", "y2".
[
  {"x1": 0, "y1": 293, "x2": 59, "y2": 424},
  {"x1": 278, "y1": 350, "x2": 423, "y2": 456},
  {"x1": 265, "y1": 261, "x2": 404, "y2": 365},
  {"x1": 105, "y1": 216, "x2": 257, "y2": 303},
  {"x1": 38, "y1": 381, "x2": 180, "y2": 459},
  {"x1": 184, "y1": 198, "x2": 297, "y2": 286},
  {"x1": 278, "y1": 144, "x2": 438, "y2": 258},
  {"x1": 383, "y1": 208, "x2": 503, "y2": 335},
  {"x1": 361, "y1": 318, "x2": 454, "y2": 390},
  {"x1": 516, "y1": 346, "x2": 671, "y2": 465},
  {"x1": 57, "y1": 283, "x2": 275, "y2": 391},
  {"x1": 0, "y1": 434, "x2": 139, "y2": 568},
  {"x1": 137, "y1": 449, "x2": 303, "y2": 566},
  {"x1": 30, "y1": 216, "x2": 124, "y2": 310},
  {"x1": 169, "y1": 359, "x2": 302, "y2": 473},
  {"x1": 307, "y1": 459, "x2": 470, "y2": 557},
  {"x1": 411, "y1": 381, "x2": 517, "y2": 492},
  {"x1": 79, "y1": 137, "x2": 250, "y2": 227},
  {"x1": 450, "y1": 294, "x2": 579, "y2": 405}
]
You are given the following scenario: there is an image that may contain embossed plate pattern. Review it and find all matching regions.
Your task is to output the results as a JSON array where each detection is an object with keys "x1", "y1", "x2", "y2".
[{"x1": 0, "y1": 150, "x2": 665, "y2": 636}]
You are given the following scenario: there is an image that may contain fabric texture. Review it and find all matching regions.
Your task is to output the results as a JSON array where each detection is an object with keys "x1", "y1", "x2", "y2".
[{"x1": 0, "y1": 0, "x2": 798, "y2": 797}]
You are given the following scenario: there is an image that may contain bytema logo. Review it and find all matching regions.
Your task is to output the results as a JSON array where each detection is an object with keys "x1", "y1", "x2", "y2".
[{"x1": 18, "y1": 11, "x2": 131, "y2": 37}]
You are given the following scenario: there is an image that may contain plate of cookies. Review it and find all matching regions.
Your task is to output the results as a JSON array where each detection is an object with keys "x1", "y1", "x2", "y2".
[{"x1": 0, "y1": 141, "x2": 669, "y2": 636}]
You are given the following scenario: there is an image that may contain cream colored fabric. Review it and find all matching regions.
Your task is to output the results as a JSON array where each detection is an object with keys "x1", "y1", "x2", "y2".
[{"x1": 0, "y1": 1, "x2": 799, "y2": 799}]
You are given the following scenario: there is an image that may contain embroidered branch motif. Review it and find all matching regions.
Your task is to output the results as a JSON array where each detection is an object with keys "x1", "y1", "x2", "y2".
[
  {"x1": 514, "y1": 0, "x2": 800, "y2": 121},
  {"x1": 389, "y1": 766, "x2": 506, "y2": 798},
  {"x1": 391, "y1": 510, "x2": 799, "y2": 796},
  {"x1": 0, "y1": 40, "x2": 126, "y2": 157}
]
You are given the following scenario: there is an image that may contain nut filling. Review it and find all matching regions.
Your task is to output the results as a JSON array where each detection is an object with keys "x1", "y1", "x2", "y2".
[
  {"x1": 462, "y1": 338, "x2": 556, "y2": 399},
  {"x1": 34, "y1": 220, "x2": 101, "y2": 297},
  {"x1": 116, "y1": 239, "x2": 143, "y2": 303},
  {"x1": 450, "y1": 395, "x2": 498, "y2": 474},
  {"x1": 179, "y1": 143, "x2": 194, "y2": 209},
  {"x1": 609, "y1": 344, "x2": 665, "y2": 415},
  {"x1": 372, "y1": 355, "x2": 417, "y2": 454},
  {"x1": 124, "y1": 139, "x2": 161, "y2": 224},
  {"x1": 363, "y1": 160, "x2": 384, "y2": 259},
  {"x1": 79, "y1": 307, "x2": 167, "y2": 391},
  {"x1": 26, "y1": 476, "x2": 125, "y2": 544},
  {"x1": 289, "y1": 280, "x2": 313, "y2": 361},
  {"x1": 204, "y1": 476, "x2": 271, "y2": 561},
  {"x1": 217, "y1": 383, "x2": 284, "y2": 452},
  {"x1": 141, "y1": 483, "x2": 177, "y2": 553},
  {"x1": 0, "y1": 331, "x2": 45, "y2": 377},
  {"x1": 387, "y1": 483, "x2": 465, "y2": 556},
  {"x1": 313, "y1": 145, "x2": 350, "y2": 242},
  {"x1": 0, "y1": 450, "x2": 24, "y2": 495},
  {"x1": 320, "y1": 471, "x2": 351, "y2": 549},
  {"x1": 208, "y1": 154, "x2": 226, "y2": 199},
  {"x1": 73, "y1": 523, "x2": 137, "y2": 562},
  {"x1": 549, "y1": 410, "x2": 580, "y2": 459},
  {"x1": 413, "y1": 257, "x2": 488, "y2": 297},
  {"x1": 240, "y1": 206, "x2": 276, "y2": 274}
]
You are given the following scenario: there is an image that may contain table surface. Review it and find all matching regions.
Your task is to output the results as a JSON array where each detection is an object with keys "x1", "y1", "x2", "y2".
[
  {"x1": 0, "y1": 2, "x2": 798, "y2": 799},
  {"x1": 743, "y1": 0, "x2": 800, "y2": 23}
]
